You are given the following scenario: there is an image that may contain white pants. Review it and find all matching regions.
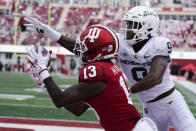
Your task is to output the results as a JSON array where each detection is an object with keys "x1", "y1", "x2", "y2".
[
  {"x1": 143, "y1": 90, "x2": 196, "y2": 131},
  {"x1": 132, "y1": 118, "x2": 158, "y2": 131}
]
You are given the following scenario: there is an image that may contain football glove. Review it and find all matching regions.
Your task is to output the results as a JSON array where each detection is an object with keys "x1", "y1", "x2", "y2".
[
  {"x1": 24, "y1": 16, "x2": 61, "y2": 42},
  {"x1": 27, "y1": 45, "x2": 51, "y2": 80},
  {"x1": 28, "y1": 65, "x2": 47, "y2": 92}
]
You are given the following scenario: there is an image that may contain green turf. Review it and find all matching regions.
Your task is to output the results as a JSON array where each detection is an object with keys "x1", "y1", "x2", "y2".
[
  {"x1": 175, "y1": 82, "x2": 196, "y2": 114},
  {"x1": 0, "y1": 72, "x2": 195, "y2": 122}
]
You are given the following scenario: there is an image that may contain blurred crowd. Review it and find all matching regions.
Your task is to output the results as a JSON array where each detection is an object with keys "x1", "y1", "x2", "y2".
[
  {"x1": 151, "y1": 0, "x2": 196, "y2": 7},
  {"x1": 0, "y1": 59, "x2": 74, "y2": 76},
  {"x1": 159, "y1": 20, "x2": 195, "y2": 48},
  {"x1": 0, "y1": 0, "x2": 196, "y2": 50}
]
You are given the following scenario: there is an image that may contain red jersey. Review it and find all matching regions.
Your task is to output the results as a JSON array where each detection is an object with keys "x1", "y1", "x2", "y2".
[{"x1": 79, "y1": 61, "x2": 141, "y2": 131}]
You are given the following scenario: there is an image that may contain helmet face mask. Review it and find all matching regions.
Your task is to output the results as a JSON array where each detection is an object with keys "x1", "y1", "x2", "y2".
[
  {"x1": 73, "y1": 25, "x2": 119, "y2": 65},
  {"x1": 120, "y1": 6, "x2": 160, "y2": 46},
  {"x1": 73, "y1": 36, "x2": 88, "y2": 64},
  {"x1": 121, "y1": 20, "x2": 142, "y2": 41}
]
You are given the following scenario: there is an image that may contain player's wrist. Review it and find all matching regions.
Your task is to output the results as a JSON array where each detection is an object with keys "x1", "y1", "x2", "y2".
[
  {"x1": 47, "y1": 27, "x2": 61, "y2": 42},
  {"x1": 39, "y1": 69, "x2": 50, "y2": 80},
  {"x1": 37, "y1": 64, "x2": 47, "y2": 72}
]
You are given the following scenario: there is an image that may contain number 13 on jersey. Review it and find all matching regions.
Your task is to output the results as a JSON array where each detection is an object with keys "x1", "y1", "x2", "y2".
[{"x1": 84, "y1": 66, "x2": 97, "y2": 79}]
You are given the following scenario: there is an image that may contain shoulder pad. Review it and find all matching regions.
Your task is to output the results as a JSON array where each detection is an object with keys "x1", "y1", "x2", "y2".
[{"x1": 151, "y1": 37, "x2": 172, "y2": 57}]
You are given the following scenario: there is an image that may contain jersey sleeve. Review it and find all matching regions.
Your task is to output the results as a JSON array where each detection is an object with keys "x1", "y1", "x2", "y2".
[
  {"x1": 79, "y1": 64, "x2": 106, "y2": 83},
  {"x1": 152, "y1": 38, "x2": 173, "y2": 58}
]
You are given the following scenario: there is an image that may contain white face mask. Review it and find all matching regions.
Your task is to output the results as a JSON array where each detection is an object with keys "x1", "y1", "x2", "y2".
[
  {"x1": 73, "y1": 36, "x2": 88, "y2": 65},
  {"x1": 121, "y1": 20, "x2": 148, "y2": 45}
]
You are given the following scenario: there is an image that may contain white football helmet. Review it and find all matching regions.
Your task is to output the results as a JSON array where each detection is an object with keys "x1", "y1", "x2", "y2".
[{"x1": 120, "y1": 6, "x2": 160, "y2": 45}]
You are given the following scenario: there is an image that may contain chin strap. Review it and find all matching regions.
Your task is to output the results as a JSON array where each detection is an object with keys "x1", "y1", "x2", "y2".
[
  {"x1": 82, "y1": 53, "x2": 118, "y2": 65},
  {"x1": 82, "y1": 53, "x2": 102, "y2": 65},
  {"x1": 99, "y1": 53, "x2": 118, "y2": 60}
]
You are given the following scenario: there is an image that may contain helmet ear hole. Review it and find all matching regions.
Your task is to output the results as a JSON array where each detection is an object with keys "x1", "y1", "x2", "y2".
[
  {"x1": 87, "y1": 49, "x2": 96, "y2": 55},
  {"x1": 87, "y1": 50, "x2": 93, "y2": 55},
  {"x1": 147, "y1": 34, "x2": 152, "y2": 39},
  {"x1": 147, "y1": 28, "x2": 153, "y2": 38}
]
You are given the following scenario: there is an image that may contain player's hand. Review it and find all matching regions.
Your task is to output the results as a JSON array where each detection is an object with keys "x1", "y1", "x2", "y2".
[
  {"x1": 24, "y1": 16, "x2": 61, "y2": 41},
  {"x1": 28, "y1": 65, "x2": 47, "y2": 92},
  {"x1": 27, "y1": 45, "x2": 51, "y2": 80},
  {"x1": 27, "y1": 45, "x2": 49, "y2": 72}
]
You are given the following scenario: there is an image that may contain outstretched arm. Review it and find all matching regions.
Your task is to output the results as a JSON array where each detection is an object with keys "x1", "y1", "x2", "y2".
[
  {"x1": 130, "y1": 55, "x2": 169, "y2": 93},
  {"x1": 24, "y1": 17, "x2": 75, "y2": 53},
  {"x1": 43, "y1": 77, "x2": 105, "y2": 116},
  {"x1": 43, "y1": 77, "x2": 105, "y2": 108},
  {"x1": 57, "y1": 35, "x2": 75, "y2": 53}
]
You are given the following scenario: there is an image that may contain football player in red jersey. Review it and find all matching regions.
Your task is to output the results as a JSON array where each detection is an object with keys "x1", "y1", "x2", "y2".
[{"x1": 27, "y1": 25, "x2": 158, "y2": 131}]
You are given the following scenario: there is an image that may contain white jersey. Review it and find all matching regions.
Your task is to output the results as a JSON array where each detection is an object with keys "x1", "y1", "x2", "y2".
[{"x1": 117, "y1": 33, "x2": 174, "y2": 103}]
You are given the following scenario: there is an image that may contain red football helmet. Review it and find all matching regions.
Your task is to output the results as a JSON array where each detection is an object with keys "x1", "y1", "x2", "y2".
[{"x1": 73, "y1": 25, "x2": 119, "y2": 64}]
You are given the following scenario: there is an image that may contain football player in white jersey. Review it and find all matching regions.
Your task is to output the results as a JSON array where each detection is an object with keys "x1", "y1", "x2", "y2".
[
  {"x1": 24, "y1": 6, "x2": 196, "y2": 131},
  {"x1": 119, "y1": 6, "x2": 196, "y2": 131}
]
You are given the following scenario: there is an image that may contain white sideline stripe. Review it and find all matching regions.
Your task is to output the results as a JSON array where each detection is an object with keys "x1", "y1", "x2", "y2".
[
  {"x1": 176, "y1": 81, "x2": 196, "y2": 94},
  {"x1": 36, "y1": 97, "x2": 51, "y2": 100},
  {"x1": 0, "y1": 116, "x2": 99, "y2": 124},
  {"x1": 0, "y1": 94, "x2": 35, "y2": 100},
  {"x1": 25, "y1": 84, "x2": 71, "y2": 93},
  {"x1": 0, "y1": 103, "x2": 95, "y2": 111},
  {"x1": 25, "y1": 88, "x2": 46, "y2": 93},
  {"x1": 0, "y1": 123, "x2": 104, "y2": 131},
  {"x1": 0, "y1": 103, "x2": 55, "y2": 108}
]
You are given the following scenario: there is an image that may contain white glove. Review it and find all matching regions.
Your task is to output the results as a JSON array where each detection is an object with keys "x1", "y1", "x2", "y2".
[
  {"x1": 27, "y1": 45, "x2": 51, "y2": 80},
  {"x1": 24, "y1": 17, "x2": 61, "y2": 41},
  {"x1": 28, "y1": 65, "x2": 47, "y2": 92}
]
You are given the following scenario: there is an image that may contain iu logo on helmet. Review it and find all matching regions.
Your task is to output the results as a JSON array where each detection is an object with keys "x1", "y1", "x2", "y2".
[{"x1": 86, "y1": 27, "x2": 101, "y2": 42}]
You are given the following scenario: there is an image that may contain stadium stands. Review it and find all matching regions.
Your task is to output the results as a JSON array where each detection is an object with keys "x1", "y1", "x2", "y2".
[
  {"x1": 64, "y1": 7, "x2": 100, "y2": 34},
  {"x1": 159, "y1": 20, "x2": 194, "y2": 48},
  {"x1": 0, "y1": 0, "x2": 196, "y2": 50}
]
